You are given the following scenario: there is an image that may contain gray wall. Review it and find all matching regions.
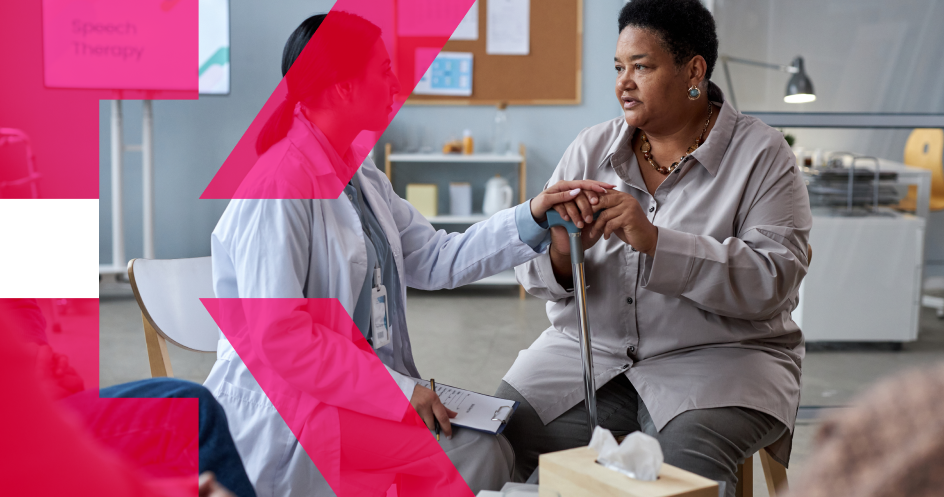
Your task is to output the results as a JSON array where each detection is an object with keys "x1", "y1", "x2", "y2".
[{"x1": 100, "y1": 0, "x2": 943, "y2": 277}]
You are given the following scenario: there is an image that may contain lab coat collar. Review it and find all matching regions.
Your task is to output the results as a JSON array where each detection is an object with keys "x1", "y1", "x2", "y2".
[
  {"x1": 287, "y1": 103, "x2": 361, "y2": 183},
  {"x1": 603, "y1": 81, "x2": 736, "y2": 178}
]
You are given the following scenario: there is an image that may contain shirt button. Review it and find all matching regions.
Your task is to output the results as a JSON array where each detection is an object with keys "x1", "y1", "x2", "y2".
[
  {"x1": 627, "y1": 346, "x2": 636, "y2": 356},
  {"x1": 649, "y1": 206, "x2": 655, "y2": 212},
  {"x1": 347, "y1": 193, "x2": 353, "y2": 200},
  {"x1": 630, "y1": 246, "x2": 637, "y2": 252},
  {"x1": 626, "y1": 297, "x2": 634, "y2": 304}
]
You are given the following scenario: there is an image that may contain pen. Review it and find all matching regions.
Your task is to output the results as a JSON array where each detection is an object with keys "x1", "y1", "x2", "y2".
[{"x1": 430, "y1": 378, "x2": 441, "y2": 441}]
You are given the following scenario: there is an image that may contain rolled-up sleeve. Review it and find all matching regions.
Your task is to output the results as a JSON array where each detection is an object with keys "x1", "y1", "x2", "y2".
[{"x1": 642, "y1": 143, "x2": 811, "y2": 321}]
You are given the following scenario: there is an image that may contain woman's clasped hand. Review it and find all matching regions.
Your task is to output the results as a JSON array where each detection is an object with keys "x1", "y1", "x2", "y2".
[{"x1": 548, "y1": 188, "x2": 659, "y2": 256}]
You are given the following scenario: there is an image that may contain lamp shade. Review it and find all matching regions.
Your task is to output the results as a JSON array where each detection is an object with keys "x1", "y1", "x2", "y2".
[{"x1": 784, "y1": 56, "x2": 815, "y2": 103}]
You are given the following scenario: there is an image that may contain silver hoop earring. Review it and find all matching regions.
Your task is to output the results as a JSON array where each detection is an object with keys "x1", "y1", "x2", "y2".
[{"x1": 687, "y1": 86, "x2": 701, "y2": 100}]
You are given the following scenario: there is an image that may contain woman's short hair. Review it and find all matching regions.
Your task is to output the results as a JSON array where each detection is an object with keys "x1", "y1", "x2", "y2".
[{"x1": 618, "y1": 0, "x2": 718, "y2": 80}]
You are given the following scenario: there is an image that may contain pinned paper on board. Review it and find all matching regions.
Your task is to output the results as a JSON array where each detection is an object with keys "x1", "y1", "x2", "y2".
[
  {"x1": 198, "y1": 0, "x2": 230, "y2": 95},
  {"x1": 413, "y1": 51, "x2": 473, "y2": 96},
  {"x1": 450, "y1": 0, "x2": 479, "y2": 40},
  {"x1": 486, "y1": 0, "x2": 530, "y2": 55}
]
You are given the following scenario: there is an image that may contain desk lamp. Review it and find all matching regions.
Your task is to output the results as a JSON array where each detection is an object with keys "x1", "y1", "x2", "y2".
[{"x1": 719, "y1": 55, "x2": 816, "y2": 110}]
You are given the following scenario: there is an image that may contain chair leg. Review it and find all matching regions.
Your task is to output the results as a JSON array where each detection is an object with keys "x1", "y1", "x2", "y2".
[
  {"x1": 142, "y1": 313, "x2": 174, "y2": 378},
  {"x1": 759, "y1": 448, "x2": 788, "y2": 496},
  {"x1": 735, "y1": 452, "x2": 753, "y2": 497}
]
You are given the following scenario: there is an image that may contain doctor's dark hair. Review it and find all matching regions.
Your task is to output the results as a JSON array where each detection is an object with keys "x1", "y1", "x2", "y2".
[
  {"x1": 256, "y1": 12, "x2": 382, "y2": 154},
  {"x1": 618, "y1": 0, "x2": 718, "y2": 80}
]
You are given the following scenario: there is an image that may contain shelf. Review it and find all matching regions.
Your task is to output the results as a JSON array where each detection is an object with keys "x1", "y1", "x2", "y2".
[
  {"x1": 426, "y1": 214, "x2": 490, "y2": 224},
  {"x1": 465, "y1": 269, "x2": 519, "y2": 286},
  {"x1": 388, "y1": 153, "x2": 524, "y2": 163}
]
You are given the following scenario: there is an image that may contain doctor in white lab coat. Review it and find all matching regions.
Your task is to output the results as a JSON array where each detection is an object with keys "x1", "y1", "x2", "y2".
[{"x1": 202, "y1": 12, "x2": 612, "y2": 497}]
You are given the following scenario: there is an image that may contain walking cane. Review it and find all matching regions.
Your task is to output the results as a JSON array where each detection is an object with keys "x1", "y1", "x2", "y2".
[{"x1": 546, "y1": 209, "x2": 599, "y2": 439}]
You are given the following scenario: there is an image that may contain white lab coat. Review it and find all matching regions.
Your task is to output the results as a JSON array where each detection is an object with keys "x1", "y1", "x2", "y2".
[{"x1": 203, "y1": 116, "x2": 539, "y2": 496}]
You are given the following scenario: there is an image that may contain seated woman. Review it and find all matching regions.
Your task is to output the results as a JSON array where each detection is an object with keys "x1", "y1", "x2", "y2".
[{"x1": 496, "y1": 1, "x2": 811, "y2": 495}]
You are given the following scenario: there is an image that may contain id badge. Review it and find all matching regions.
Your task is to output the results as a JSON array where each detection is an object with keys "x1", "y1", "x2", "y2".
[{"x1": 370, "y1": 283, "x2": 392, "y2": 349}]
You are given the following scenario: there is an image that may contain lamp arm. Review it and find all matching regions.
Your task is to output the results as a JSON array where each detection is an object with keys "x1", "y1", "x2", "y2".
[{"x1": 719, "y1": 55, "x2": 800, "y2": 74}]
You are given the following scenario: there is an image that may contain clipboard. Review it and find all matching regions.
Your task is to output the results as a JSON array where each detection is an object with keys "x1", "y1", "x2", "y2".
[{"x1": 415, "y1": 379, "x2": 520, "y2": 435}]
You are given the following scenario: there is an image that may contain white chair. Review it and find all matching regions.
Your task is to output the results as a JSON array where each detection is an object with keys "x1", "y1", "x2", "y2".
[{"x1": 127, "y1": 257, "x2": 219, "y2": 377}]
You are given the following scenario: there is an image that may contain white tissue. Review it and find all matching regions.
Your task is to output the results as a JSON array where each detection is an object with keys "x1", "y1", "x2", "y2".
[{"x1": 588, "y1": 426, "x2": 663, "y2": 481}]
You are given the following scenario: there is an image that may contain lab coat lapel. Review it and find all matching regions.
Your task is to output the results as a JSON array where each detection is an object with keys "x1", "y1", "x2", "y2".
[{"x1": 355, "y1": 166, "x2": 406, "y2": 296}]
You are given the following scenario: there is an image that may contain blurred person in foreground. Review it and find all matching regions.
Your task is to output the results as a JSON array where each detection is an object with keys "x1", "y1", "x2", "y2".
[{"x1": 787, "y1": 362, "x2": 944, "y2": 497}]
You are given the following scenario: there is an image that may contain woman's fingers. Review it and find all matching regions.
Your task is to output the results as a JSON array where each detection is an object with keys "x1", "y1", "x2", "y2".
[
  {"x1": 589, "y1": 207, "x2": 618, "y2": 238},
  {"x1": 604, "y1": 214, "x2": 630, "y2": 239},
  {"x1": 553, "y1": 204, "x2": 569, "y2": 222},
  {"x1": 550, "y1": 179, "x2": 615, "y2": 193},
  {"x1": 419, "y1": 405, "x2": 436, "y2": 431},
  {"x1": 432, "y1": 401, "x2": 454, "y2": 438},
  {"x1": 573, "y1": 193, "x2": 594, "y2": 224},
  {"x1": 563, "y1": 201, "x2": 583, "y2": 228}
]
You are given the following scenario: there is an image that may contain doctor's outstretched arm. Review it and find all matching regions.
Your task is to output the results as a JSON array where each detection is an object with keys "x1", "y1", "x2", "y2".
[{"x1": 389, "y1": 176, "x2": 614, "y2": 291}]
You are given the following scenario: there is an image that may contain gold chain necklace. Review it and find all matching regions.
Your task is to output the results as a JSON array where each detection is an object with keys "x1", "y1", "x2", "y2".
[{"x1": 639, "y1": 103, "x2": 713, "y2": 175}]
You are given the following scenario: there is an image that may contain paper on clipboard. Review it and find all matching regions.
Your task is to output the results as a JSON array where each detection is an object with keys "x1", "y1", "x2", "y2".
[{"x1": 416, "y1": 379, "x2": 519, "y2": 434}]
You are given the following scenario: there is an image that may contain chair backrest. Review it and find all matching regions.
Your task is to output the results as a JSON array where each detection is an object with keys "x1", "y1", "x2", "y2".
[
  {"x1": 128, "y1": 257, "x2": 219, "y2": 353},
  {"x1": 901, "y1": 128, "x2": 944, "y2": 211}
]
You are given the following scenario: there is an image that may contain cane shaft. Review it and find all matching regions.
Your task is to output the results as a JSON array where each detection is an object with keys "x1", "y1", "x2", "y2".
[{"x1": 570, "y1": 233, "x2": 597, "y2": 438}]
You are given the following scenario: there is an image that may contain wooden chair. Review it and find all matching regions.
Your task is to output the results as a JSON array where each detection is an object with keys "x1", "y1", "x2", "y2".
[
  {"x1": 734, "y1": 243, "x2": 809, "y2": 496},
  {"x1": 127, "y1": 257, "x2": 220, "y2": 377},
  {"x1": 735, "y1": 448, "x2": 788, "y2": 497},
  {"x1": 901, "y1": 129, "x2": 944, "y2": 318}
]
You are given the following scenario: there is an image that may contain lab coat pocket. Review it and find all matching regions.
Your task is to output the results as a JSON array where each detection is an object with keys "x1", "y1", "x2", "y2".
[{"x1": 212, "y1": 379, "x2": 297, "y2": 497}]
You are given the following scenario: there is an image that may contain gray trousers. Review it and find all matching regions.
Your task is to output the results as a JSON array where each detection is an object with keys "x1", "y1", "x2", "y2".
[{"x1": 496, "y1": 375, "x2": 787, "y2": 497}]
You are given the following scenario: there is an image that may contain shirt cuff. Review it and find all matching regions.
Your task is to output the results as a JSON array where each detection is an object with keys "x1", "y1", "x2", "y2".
[
  {"x1": 385, "y1": 365, "x2": 418, "y2": 401},
  {"x1": 514, "y1": 201, "x2": 550, "y2": 253},
  {"x1": 641, "y1": 227, "x2": 695, "y2": 297},
  {"x1": 532, "y1": 252, "x2": 575, "y2": 299}
]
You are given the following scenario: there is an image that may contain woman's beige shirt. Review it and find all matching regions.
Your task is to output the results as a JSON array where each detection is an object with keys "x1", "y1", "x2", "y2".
[{"x1": 504, "y1": 84, "x2": 811, "y2": 463}]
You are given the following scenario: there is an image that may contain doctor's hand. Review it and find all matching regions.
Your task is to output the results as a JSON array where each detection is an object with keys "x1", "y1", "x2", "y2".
[
  {"x1": 589, "y1": 190, "x2": 658, "y2": 256},
  {"x1": 530, "y1": 180, "x2": 615, "y2": 226},
  {"x1": 199, "y1": 472, "x2": 235, "y2": 497},
  {"x1": 410, "y1": 384, "x2": 457, "y2": 439}
]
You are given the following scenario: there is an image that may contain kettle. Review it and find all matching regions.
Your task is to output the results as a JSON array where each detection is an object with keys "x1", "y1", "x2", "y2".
[{"x1": 483, "y1": 175, "x2": 514, "y2": 216}]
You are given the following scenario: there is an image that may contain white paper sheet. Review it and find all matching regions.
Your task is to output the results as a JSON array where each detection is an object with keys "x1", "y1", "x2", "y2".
[
  {"x1": 486, "y1": 0, "x2": 529, "y2": 55},
  {"x1": 450, "y1": 0, "x2": 479, "y2": 40},
  {"x1": 416, "y1": 379, "x2": 518, "y2": 434},
  {"x1": 413, "y1": 51, "x2": 473, "y2": 96}
]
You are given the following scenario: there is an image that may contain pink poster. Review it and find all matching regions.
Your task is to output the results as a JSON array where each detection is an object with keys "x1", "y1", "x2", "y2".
[{"x1": 42, "y1": 0, "x2": 198, "y2": 91}]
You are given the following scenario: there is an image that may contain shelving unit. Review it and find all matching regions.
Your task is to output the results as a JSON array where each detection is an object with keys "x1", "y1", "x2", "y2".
[{"x1": 385, "y1": 143, "x2": 528, "y2": 299}]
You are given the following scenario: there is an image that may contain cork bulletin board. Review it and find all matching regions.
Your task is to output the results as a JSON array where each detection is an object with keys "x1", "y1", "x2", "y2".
[{"x1": 405, "y1": 0, "x2": 583, "y2": 105}]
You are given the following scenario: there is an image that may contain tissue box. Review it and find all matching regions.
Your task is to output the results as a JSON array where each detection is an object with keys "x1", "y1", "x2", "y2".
[{"x1": 539, "y1": 447, "x2": 717, "y2": 497}]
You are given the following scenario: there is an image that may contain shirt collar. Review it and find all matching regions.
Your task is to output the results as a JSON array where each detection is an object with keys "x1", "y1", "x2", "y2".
[
  {"x1": 603, "y1": 81, "x2": 738, "y2": 177},
  {"x1": 688, "y1": 82, "x2": 737, "y2": 176}
]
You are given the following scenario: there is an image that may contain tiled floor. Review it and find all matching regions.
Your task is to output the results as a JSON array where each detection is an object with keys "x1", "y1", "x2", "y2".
[{"x1": 99, "y1": 283, "x2": 944, "y2": 495}]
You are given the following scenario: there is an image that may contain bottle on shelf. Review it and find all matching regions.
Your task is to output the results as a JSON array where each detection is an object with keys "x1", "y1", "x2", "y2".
[
  {"x1": 462, "y1": 129, "x2": 474, "y2": 155},
  {"x1": 492, "y1": 101, "x2": 510, "y2": 155}
]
